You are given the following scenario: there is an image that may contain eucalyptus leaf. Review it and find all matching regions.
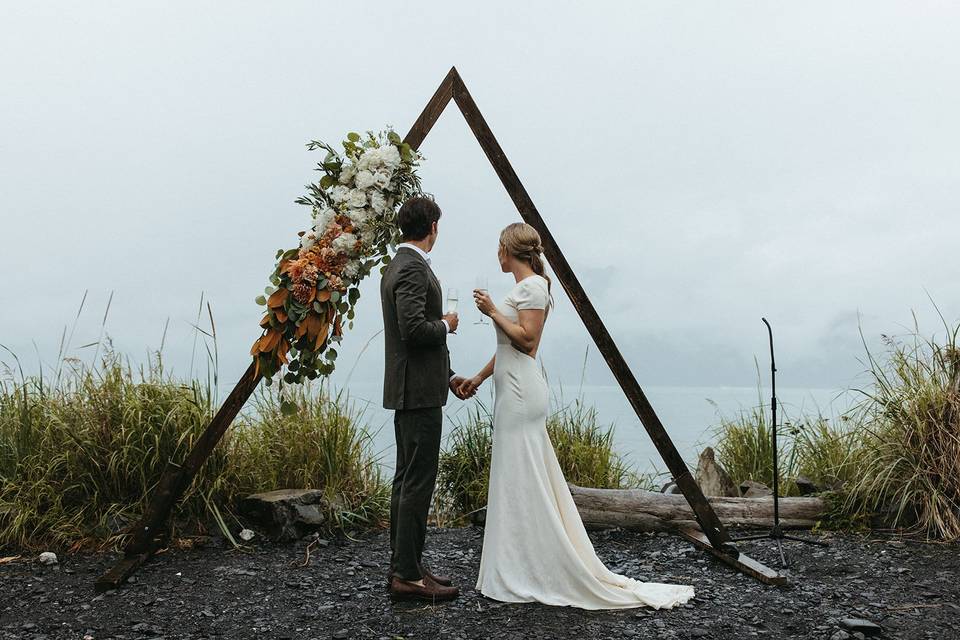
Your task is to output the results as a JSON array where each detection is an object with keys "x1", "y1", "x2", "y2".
[
  {"x1": 255, "y1": 295, "x2": 266, "y2": 306},
  {"x1": 347, "y1": 132, "x2": 360, "y2": 142}
]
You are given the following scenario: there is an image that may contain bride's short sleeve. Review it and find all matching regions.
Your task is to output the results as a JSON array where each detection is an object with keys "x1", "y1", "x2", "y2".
[{"x1": 514, "y1": 277, "x2": 550, "y2": 311}]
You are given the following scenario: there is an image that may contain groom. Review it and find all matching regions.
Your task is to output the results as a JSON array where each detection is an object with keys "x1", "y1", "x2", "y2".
[{"x1": 381, "y1": 196, "x2": 472, "y2": 601}]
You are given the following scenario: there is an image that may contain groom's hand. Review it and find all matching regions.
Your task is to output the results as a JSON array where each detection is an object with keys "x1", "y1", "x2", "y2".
[
  {"x1": 449, "y1": 375, "x2": 469, "y2": 400},
  {"x1": 458, "y1": 376, "x2": 481, "y2": 399},
  {"x1": 443, "y1": 313, "x2": 460, "y2": 333}
]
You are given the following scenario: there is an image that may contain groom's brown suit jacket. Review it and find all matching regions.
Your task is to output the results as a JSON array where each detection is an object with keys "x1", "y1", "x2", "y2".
[{"x1": 380, "y1": 246, "x2": 454, "y2": 410}]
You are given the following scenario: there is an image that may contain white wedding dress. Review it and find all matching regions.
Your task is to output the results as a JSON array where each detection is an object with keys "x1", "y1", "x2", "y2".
[{"x1": 475, "y1": 274, "x2": 695, "y2": 610}]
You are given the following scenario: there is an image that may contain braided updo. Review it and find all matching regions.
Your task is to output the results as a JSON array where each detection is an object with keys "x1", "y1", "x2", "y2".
[{"x1": 499, "y1": 222, "x2": 552, "y2": 295}]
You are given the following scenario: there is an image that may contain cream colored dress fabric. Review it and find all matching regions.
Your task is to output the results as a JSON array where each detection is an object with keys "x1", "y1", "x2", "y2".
[{"x1": 475, "y1": 275, "x2": 695, "y2": 610}]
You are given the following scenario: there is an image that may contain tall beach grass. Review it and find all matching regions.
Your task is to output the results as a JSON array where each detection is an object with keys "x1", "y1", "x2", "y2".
[
  {"x1": 0, "y1": 349, "x2": 388, "y2": 550},
  {"x1": 712, "y1": 318, "x2": 960, "y2": 541}
]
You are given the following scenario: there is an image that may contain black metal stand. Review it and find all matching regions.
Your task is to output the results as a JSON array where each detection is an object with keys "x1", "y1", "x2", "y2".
[{"x1": 731, "y1": 318, "x2": 828, "y2": 568}]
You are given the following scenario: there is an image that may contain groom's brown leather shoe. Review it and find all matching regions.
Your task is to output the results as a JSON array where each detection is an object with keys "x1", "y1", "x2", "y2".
[
  {"x1": 389, "y1": 577, "x2": 460, "y2": 602},
  {"x1": 386, "y1": 565, "x2": 453, "y2": 588},
  {"x1": 420, "y1": 566, "x2": 453, "y2": 587}
]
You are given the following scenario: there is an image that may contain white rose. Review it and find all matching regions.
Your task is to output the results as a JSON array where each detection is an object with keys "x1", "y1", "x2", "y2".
[
  {"x1": 378, "y1": 145, "x2": 401, "y2": 169},
  {"x1": 354, "y1": 170, "x2": 375, "y2": 189},
  {"x1": 345, "y1": 207, "x2": 371, "y2": 228},
  {"x1": 357, "y1": 150, "x2": 377, "y2": 172},
  {"x1": 333, "y1": 232, "x2": 359, "y2": 255},
  {"x1": 347, "y1": 188, "x2": 367, "y2": 208},
  {"x1": 369, "y1": 191, "x2": 387, "y2": 214},
  {"x1": 330, "y1": 186, "x2": 349, "y2": 204},
  {"x1": 313, "y1": 207, "x2": 335, "y2": 232},
  {"x1": 338, "y1": 164, "x2": 356, "y2": 185},
  {"x1": 372, "y1": 171, "x2": 391, "y2": 189}
]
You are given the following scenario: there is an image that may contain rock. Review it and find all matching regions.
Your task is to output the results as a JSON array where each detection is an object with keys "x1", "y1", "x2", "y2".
[
  {"x1": 37, "y1": 552, "x2": 58, "y2": 566},
  {"x1": 829, "y1": 632, "x2": 850, "y2": 640},
  {"x1": 238, "y1": 489, "x2": 332, "y2": 542},
  {"x1": 470, "y1": 507, "x2": 486, "y2": 527},
  {"x1": 839, "y1": 618, "x2": 882, "y2": 636},
  {"x1": 739, "y1": 480, "x2": 773, "y2": 498},
  {"x1": 794, "y1": 475, "x2": 820, "y2": 495},
  {"x1": 695, "y1": 447, "x2": 739, "y2": 497},
  {"x1": 239, "y1": 528, "x2": 255, "y2": 542},
  {"x1": 332, "y1": 631, "x2": 349, "y2": 640},
  {"x1": 660, "y1": 481, "x2": 681, "y2": 494}
]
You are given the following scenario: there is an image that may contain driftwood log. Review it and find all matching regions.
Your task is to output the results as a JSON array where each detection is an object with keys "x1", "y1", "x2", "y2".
[{"x1": 569, "y1": 484, "x2": 825, "y2": 532}]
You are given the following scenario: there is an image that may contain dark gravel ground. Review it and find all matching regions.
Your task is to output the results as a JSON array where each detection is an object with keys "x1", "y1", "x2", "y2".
[{"x1": 1, "y1": 527, "x2": 957, "y2": 640}]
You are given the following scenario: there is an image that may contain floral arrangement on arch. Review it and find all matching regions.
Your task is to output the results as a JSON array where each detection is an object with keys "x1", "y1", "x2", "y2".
[{"x1": 252, "y1": 129, "x2": 422, "y2": 389}]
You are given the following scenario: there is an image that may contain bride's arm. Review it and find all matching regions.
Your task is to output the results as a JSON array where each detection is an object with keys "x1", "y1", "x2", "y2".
[
  {"x1": 475, "y1": 289, "x2": 545, "y2": 354},
  {"x1": 494, "y1": 308, "x2": 545, "y2": 353},
  {"x1": 461, "y1": 355, "x2": 495, "y2": 396}
]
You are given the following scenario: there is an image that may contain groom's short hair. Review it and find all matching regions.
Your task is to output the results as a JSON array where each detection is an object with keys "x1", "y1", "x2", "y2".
[{"x1": 398, "y1": 196, "x2": 442, "y2": 241}]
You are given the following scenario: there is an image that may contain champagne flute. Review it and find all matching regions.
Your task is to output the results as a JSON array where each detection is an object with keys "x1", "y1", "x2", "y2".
[
  {"x1": 474, "y1": 276, "x2": 489, "y2": 325},
  {"x1": 446, "y1": 288, "x2": 459, "y2": 334}
]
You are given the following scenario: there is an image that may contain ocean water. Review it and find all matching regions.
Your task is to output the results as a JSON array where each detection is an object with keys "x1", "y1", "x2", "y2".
[{"x1": 328, "y1": 380, "x2": 853, "y2": 477}]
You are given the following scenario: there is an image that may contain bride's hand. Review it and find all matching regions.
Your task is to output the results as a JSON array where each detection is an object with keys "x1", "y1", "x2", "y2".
[
  {"x1": 473, "y1": 289, "x2": 496, "y2": 317},
  {"x1": 459, "y1": 375, "x2": 482, "y2": 398}
]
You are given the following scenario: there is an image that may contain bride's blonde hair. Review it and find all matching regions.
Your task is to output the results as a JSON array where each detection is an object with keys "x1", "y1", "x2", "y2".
[{"x1": 499, "y1": 222, "x2": 552, "y2": 296}]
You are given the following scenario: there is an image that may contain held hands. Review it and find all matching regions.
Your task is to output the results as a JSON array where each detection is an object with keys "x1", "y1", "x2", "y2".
[
  {"x1": 449, "y1": 375, "x2": 476, "y2": 400},
  {"x1": 457, "y1": 375, "x2": 483, "y2": 399},
  {"x1": 473, "y1": 289, "x2": 496, "y2": 317}
]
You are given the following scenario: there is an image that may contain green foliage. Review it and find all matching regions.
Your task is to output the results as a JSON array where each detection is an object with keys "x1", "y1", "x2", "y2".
[
  {"x1": 0, "y1": 352, "x2": 387, "y2": 549},
  {"x1": 436, "y1": 399, "x2": 650, "y2": 524},
  {"x1": 712, "y1": 317, "x2": 960, "y2": 540},
  {"x1": 842, "y1": 322, "x2": 960, "y2": 540}
]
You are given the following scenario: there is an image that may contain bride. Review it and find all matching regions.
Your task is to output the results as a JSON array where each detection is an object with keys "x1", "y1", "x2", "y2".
[{"x1": 460, "y1": 222, "x2": 695, "y2": 610}]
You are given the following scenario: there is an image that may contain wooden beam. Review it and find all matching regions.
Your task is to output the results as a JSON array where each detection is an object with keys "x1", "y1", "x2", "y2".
[
  {"x1": 447, "y1": 68, "x2": 737, "y2": 557},
  {"x1": 679, "y1": 528, "x2": 787, "y2": 586},
  {"x1": 96, "y1": 361, "x2": 262, "y2": 591}
]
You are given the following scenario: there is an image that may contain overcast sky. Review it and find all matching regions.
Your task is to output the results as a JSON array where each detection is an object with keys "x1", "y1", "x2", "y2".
[{"x1": 2, "y1": 2, "x2": 959, "y2": 396}]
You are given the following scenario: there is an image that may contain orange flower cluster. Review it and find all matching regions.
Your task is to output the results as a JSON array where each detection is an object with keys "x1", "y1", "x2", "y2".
[{"x1": 250, "y1": 213, "x2": 359, "y2": 376}]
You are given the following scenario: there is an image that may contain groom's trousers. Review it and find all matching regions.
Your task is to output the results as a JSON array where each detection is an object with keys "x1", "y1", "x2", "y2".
[{"x1": 390, "y1": 406, "x2": 442, "y2": 581}]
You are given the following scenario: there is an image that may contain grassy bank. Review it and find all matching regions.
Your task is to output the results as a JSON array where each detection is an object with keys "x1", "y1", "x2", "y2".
[
  {"x1": 0, "y1": 351, "x2": 387, "y2": 550},
  {"x1": 713, "y1": 323, "x2": 960, "y2": 541},
  {"x1": 436, "y1": 399, "x2": 649, "y2": 524}
]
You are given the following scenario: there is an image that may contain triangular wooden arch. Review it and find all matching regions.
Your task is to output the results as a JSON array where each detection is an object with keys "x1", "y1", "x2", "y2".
[{"x1": 97, "y1": 67, "x2": 781, "y2": 591}]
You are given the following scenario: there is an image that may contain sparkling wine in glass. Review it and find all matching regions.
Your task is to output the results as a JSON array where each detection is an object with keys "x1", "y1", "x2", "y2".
[
  {"x1": 475, "y1": 276, "x2": 490, "y2": 325},
  {"x1": 446, "y1": 288, "x2": 459, "y2": 333}
]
